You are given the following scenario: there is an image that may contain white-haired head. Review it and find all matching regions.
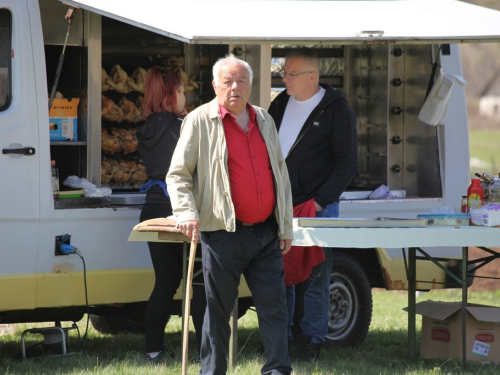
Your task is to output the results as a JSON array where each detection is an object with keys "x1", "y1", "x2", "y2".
[{"x1": 213, "y1": 55, "x2": 253, "y2": 85}]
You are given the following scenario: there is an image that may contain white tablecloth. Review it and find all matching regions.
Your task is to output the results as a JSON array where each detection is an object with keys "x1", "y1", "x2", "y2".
[{"x1": 292, "y1": 219, "x2": 500, "y2": 249}]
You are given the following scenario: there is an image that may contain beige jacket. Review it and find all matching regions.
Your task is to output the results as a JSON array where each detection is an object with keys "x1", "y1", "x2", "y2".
[{"x1": 166, "y1": 99, "x2": 293, "y2": 240}]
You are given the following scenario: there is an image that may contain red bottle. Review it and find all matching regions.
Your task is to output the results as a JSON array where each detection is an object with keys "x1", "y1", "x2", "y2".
[
  {"x1": 461, "y1": 196, "x2": 468, "y2": 213},
  {"x1": 467, "y1": 178, "x2": 484, "y2": 210}
]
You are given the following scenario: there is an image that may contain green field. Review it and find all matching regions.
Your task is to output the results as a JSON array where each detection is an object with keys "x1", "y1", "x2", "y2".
[
  {"x1": 2, "y1": 289, "x2": 500, "y2": 374},
  {"x1": 469, "y1": 128, "x2": 500, "y2": 178}
]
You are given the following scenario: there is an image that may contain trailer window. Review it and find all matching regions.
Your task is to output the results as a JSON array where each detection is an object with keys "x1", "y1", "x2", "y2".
[{"x1": 0, "y1": 10, "x2": 11, "y2": 111}]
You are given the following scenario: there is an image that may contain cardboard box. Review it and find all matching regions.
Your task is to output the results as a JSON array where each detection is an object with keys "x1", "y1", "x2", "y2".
[
  {"x1": 49, "y1": 98, "x2": 79, "y2": 141},
  {"x1": 409, "y1": 300, "x2": 500, "y2": 363}
]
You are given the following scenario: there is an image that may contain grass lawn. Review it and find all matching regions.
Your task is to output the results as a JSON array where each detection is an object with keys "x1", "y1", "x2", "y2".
[
  {"x1": 469, "y1": 128, "x2": 500, "y2": 177},
  {"x1": 2, "y1": 289, "x2": 500, "y2": 374}
]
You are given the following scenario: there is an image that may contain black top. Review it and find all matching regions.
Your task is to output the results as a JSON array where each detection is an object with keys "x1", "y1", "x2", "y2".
[
  {"x1": 268, "y1": 84, "x2": 358, "y2": 207},
  {"x1": 136, "y1": 111, "x2": 181, "y2": 197}
]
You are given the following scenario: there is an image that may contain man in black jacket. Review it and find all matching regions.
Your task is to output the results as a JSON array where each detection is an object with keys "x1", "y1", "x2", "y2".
[{"x1": 268, "y1": 47, "x2": 358, "y2": 361}]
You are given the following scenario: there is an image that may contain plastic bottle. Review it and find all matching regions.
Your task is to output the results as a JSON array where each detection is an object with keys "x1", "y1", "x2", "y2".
[
  {"x1": 467, "y1": 178, "x2": 484, "y2": 210},
  {"x1": 460, "y1": 196, "x2": 468, "y2": 213},
  {"x1": 51, "y1": 160, "x2": 60, "y2": 194}
]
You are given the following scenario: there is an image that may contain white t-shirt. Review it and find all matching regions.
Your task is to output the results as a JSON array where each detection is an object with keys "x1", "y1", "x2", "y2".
[{"x1": 279, "y1": 87, "x2": 325, "y2": 157}]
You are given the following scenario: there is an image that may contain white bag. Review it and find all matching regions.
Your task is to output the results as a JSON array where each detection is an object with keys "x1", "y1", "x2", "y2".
[
  {"x1": 418, "y1": 68, "x2": 466, "y2": 126},
  {"x1": 63, "y1": 176, "x2": 112, "y2": 197},
  {"x1": 470, "y1": 203, "x2": 500, "y2": 227}
]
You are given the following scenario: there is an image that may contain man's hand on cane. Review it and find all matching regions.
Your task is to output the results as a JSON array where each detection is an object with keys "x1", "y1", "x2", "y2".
[{"x1": 179, "y1": 220, "x2": 200, "y2": 242}]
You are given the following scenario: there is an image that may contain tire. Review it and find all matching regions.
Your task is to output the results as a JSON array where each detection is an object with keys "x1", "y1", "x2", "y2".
[
  {"x1": 326, "y1": 251, "x2": 373, "y2": 347},
  {"x1": 90, "y1": 313, "x2": 147, "y2": 335}
]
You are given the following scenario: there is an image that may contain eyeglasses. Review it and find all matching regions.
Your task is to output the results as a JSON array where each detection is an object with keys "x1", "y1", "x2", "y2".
[{"x1": 279, "y1": 71, "x2": 313, "y2": 79}]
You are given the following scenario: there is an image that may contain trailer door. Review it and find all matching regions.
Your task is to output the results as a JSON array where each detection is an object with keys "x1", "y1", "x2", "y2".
[{"x1": 0, "y1": 0, "x2": 43, "y2": 310}]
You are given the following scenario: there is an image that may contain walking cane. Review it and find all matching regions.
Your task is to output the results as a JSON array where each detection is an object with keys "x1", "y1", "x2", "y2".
[
  {"x1": 182, "y1": 237, "x2": 198, "y2": 375},
  {"x1": 132, "y1": 217, "x2": 198, "y2": 373}
]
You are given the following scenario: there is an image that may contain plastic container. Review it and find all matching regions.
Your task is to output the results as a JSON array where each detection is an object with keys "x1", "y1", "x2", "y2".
[
  {"x1": 470, "y1": 203, "x2": 500, "y2": 227},
  {"x1": 488, "y1": 177, "x2": 500, "y2": 203},
  {"x1": 417, "y1": 214, "x2": 470, "y2": 226},
  {"x1": 467, "y1": 178, "x2": 484, "y2": 210}
]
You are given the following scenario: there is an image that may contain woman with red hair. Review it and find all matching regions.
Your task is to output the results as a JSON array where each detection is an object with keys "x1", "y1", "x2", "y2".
[{"x1": 136, "y1": 67, "x2": 206, "y2": 361}]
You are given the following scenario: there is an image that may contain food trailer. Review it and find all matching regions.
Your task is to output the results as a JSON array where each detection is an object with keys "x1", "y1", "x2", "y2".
[{"x1": 1, "y1": 0, "x2": 500, "y2": 348}]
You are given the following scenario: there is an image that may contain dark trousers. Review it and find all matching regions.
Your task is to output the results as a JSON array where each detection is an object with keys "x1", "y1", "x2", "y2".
[
  {"x1": 199, "y1": 218, "x2": 291, "y2": 375},
  {"x1": 141, "y1": 197, "x2": 206, "y2": 354}
]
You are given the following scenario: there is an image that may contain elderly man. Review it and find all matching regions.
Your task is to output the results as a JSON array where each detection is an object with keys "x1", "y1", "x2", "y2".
[
  {"x1": 268, "y1": 47, "x2": 358, "y2": 361},
  {"x1": 166, "y1": 55, "x2": 294, "y2": 375}
]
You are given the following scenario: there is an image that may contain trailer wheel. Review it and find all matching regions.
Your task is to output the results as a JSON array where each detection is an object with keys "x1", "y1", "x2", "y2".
[
  {"x1": 326, "y1": 251, "x2": 373, "y2": 347},
  {"x1": 90, "y1": 313, "x2": 146, "y2": 335}
]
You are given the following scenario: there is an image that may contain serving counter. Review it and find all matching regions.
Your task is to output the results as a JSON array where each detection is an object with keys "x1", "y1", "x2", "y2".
[{"x1": 293, "y1": 219, "x2": 500, "y2": 369}]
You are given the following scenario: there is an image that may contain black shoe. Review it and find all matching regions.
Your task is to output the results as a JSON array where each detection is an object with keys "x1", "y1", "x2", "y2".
[{"x1": 290, "y1": 335, "x2": 321, "y2": 362}]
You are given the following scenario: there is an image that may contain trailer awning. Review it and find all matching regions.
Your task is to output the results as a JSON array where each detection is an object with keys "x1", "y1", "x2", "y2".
[{"x1": 60, "y1": 0, "x2": 500, "y2": 44}]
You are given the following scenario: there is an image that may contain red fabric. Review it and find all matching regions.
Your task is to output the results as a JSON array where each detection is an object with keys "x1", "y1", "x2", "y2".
[
  {"x1": 283, "y1": 199, "x2": 325, "y2": 286},
  {"x1": 221, "y1": 104, "x2": 276, "y2": 224}
]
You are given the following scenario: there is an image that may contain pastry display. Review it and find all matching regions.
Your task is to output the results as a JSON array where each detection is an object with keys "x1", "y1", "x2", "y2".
[
  {"x1": 102, "y1": 65, "x2": 160, "y2": 94},
  {"x1": 165, "y1": 57, "x2": 199, "y2": 92},
  {"x1": 110, "y1": 64, "x2": 136, "y2": 94},
  {"x1": 100, "y1": 57, "x2": 200, "y2": 189},
  {"x1": 101, "y1": 130, "x2": 122, "y2": 154},
  {"x1": 118, "y1": 96, "x2": 143, "y2": 123},
  {"x1": 110, "y1": 127, "x2": 139, "y2": 154},
  {"x1": 131, "y1": 67, "x2": 147, "y2": 94},
  {"x1": 130, "y1": 165, "x2": 147, "y2": 188},
  {"x1": 111, "y1": 166, "x2": 132, "y2": 185},
  {"x1": 100, "y1": 155, "x2": 147, "y2": 188},
  {"x1": 101, "y1": 68, "x2": 116, "y2": 91},
  {"x1": 100, "y1": 159, "x2": 114, "y2": 184},
  {"x1": 102, "y1": 95, "x2": 124, "y2": 123}
]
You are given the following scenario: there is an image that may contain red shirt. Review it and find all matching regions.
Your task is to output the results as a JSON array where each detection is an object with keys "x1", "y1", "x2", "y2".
[{"x1": 220, "y1": 104, "x2": 276, "y2": 224}]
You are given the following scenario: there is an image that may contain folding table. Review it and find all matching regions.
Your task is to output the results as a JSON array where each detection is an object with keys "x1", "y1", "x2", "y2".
[{"x1": 292, "y1": 219, "x2": 500, "y2": 370}]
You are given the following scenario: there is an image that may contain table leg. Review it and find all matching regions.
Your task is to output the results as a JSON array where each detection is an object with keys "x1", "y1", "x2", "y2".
[
  {"x1": 461, "y1": 246, "x2": 468, "y2": 370},
  {"x1": 229, "y1": 299, "x2": 238, "y2": 369},
  {"x1": 408, "y1": 247, "x2": 416, "y2": 363}
]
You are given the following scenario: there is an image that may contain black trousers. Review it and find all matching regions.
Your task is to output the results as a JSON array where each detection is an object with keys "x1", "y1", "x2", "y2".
[
  {"x1": 140, "y1": 196, "x2": 206, "y2": 354},
  {"x1": 199, "y1": 218, "x2": 291, "y2": 375}
]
